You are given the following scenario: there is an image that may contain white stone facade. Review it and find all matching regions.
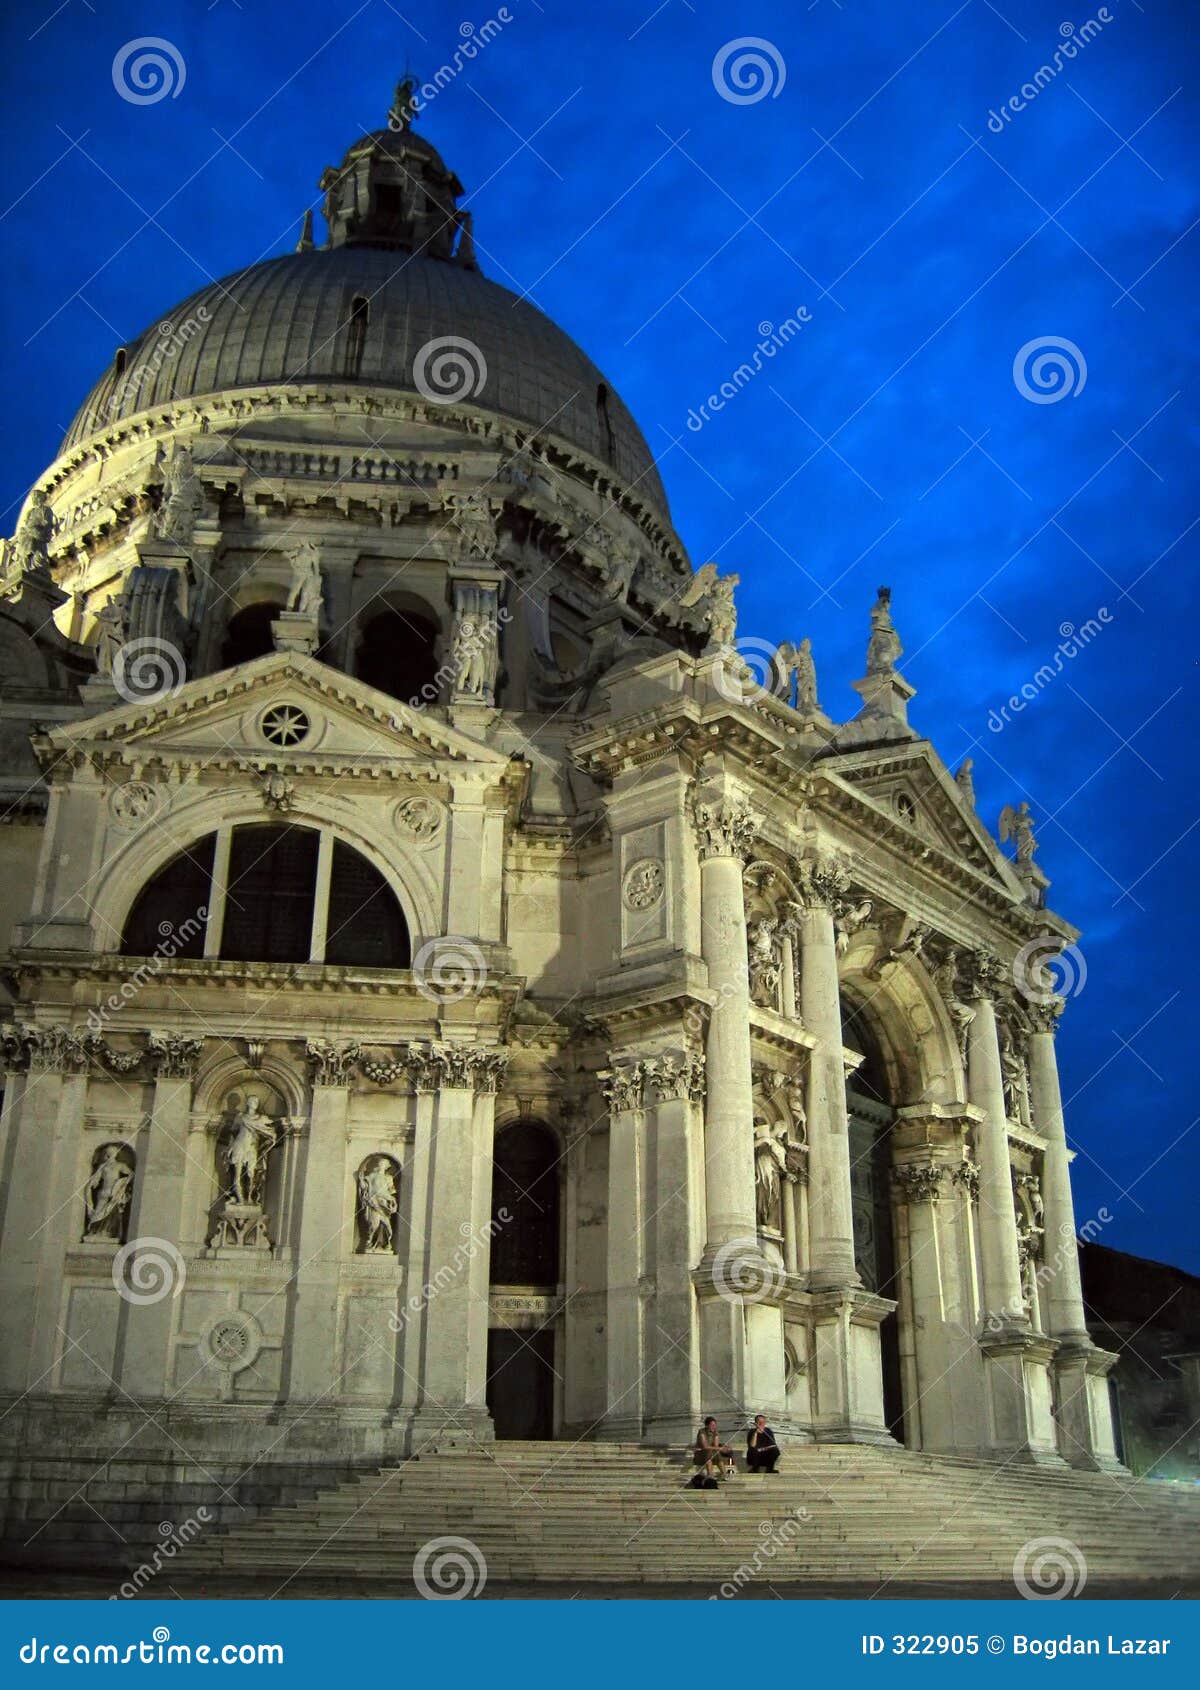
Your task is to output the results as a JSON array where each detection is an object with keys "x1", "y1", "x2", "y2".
[{"x1": 0, "y1": 94, "x2": 1122, "y2": 1514}]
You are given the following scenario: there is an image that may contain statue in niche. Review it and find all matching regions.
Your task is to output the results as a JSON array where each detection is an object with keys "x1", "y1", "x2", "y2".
[
  {"x1": 865, "y1": 585, "x2": 903, "y2": 675},
  {"x1": 1000, "y1": 1031, "x2": 1027, "y2": 1122},
  {"x1": 451, "y1": 607, "x2": 498, "y2": 697},
  {"x1": 932, "y1": 946, "x2": 975, "y2": 1062},
  {"x1": 82, "y1": 1143, "x2": 134, "y2": 1241},
  {"x1": 221, "y1": 1093, "x2": 279, "y2": 1206},
  {"x1": 753, "y1": 1119, "x2": 788, "y2": 1230},
  {"x1": 747, "y1": 917, "x2": 781, "y2": 1008},
  {"x1": 356, "y1": 1156, "x2": 399, "y2": 1253},
  {"x1": 287, "y1": 539, "x2": 323, "y2": 617},
  {"x1": 154, "y1": 443, "x2": 205, "y2": 548}
]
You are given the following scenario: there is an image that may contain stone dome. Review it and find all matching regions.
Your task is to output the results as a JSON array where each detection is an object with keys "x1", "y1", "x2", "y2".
[{"x1": 62, "y1": 247, "x2": 669, "y2": 516}]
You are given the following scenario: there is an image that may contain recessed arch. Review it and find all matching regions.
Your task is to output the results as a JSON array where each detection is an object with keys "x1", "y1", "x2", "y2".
[
  {"x1": 354, "y1": 593, "x2": 442, "y2": 704},
  {"x1": 221, "y1": 601, "x2": 284, "y2": 668}
]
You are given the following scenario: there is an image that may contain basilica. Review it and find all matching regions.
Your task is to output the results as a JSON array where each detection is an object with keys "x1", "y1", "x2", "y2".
[{"x1": 0, "y1": 82, "x2": 1126, "y2": 1555}]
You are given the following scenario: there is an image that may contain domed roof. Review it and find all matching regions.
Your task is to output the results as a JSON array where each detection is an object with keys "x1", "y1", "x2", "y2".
[{"x1": 62, "y1": 249, "x2": 668, "y2": 515}]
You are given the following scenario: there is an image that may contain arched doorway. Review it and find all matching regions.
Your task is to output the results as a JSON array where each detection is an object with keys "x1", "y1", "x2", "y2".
[
  {"x1": 842, "y1": 1000, "x2": 905, "y2": 1442},
  {"x1": 486, "y1": 1121, "x2": 561, "y2": 1440}
]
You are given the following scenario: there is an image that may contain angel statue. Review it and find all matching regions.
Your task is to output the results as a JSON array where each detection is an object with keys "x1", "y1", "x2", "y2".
[
  {"x1": 998, "y1": 800, "x2": 1037, "y2": 865},
  {"x1": 753, "y1": 1119, "x2": 788, "y2": 1230},
  {"x1": 833, "y1": 898, "x2": 873, "y2": 959},
  {"x1": 678, "y1": 561, "x2": 739, "y2": 648}
]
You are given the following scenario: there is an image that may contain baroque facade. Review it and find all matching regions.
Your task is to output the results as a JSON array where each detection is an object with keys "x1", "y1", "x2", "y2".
[{"x1": 0, "y1": 85, "x2": 1121, "y2": 1506}]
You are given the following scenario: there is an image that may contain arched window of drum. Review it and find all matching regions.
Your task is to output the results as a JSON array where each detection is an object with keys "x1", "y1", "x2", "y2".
[
  {"x1": 114, "y1": 347, "x2": 127, "y2": 377},
  {"x1": 595, "y1": 383, "x2": 616, "y2": 463},
  {"x1": 345, "y1": 294, "x2": 369, "y2": 378},
  {"x1": 489, "y1": 1123, "x2": 561, "y2": 1287},
  {"x1": 120, "y1": 834, "x2": 215, "y2": 959},
  {"x1": 221, "y1": 601, "x2": 283, "y2": 668},
  {"x1": 325, "y1": 840, "x2": 411, "y2": 968}
]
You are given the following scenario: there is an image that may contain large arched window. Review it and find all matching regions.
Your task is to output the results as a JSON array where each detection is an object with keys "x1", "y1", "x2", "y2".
[
  {"x1": 120, "y1": 825, "x2": 411, "y2": 968},
  {"x1": 355, "y1": 605, "x2": 440, "y2": 703}
]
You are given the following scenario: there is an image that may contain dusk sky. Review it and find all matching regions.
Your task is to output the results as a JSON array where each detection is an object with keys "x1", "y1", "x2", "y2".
[{"x1": 1, "y1": 0, "x2": 1196, "y2": 1271}]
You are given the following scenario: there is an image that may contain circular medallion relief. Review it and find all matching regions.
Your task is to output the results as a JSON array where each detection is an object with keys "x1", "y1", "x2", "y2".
[
  {"x1": 259, "y1": 703, "x2": 311, "y2": 749},
  {"x1": 622, "y1": 857, "x2": 665, "y2": 911},
  {"x1": 394, "y1": 795, "x2": 445, "y2": 844},
  {"x1": 204, "y1": 1311, "x2": 261, "y2": 1372},
  {"x1": 107, "y1": 780, "x2": 159, "y2": 830}
]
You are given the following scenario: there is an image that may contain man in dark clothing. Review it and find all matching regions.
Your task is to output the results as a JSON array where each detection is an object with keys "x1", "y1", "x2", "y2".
[{"x1": 746, "y1": 1414, "x2": 780, "y2": 1473}]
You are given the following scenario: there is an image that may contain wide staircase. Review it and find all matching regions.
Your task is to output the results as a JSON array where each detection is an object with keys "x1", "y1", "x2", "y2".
[{"x1": 178, "y1": 1442, "x2": 1200, "y2": 1589}]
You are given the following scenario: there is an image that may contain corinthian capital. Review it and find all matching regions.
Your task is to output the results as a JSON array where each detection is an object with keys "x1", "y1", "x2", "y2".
[
  {"x1": 692, "y1": 798, "x2": 759, "y2": 863},
  {"x1": 147, "y1": 1031, "x2": 205, "y2": 1080},
  {"x1": 792, "y1": 851, "x2": 850, "y2": 911},
  {"x1": 306, "y1": 1039, "x2": 362, "y2": 1087},
  {"x1": 960, "y1": 947, "x2": 1003, "y2": 1000}
]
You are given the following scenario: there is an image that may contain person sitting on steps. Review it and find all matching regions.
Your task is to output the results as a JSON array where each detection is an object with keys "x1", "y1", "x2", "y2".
[
  {"x1": 746, "y1": 1414, "x2": 781, "y2": 1473},
  {"x1": 690, "y1": 1416, "x2": 733, "y2": 1488}
]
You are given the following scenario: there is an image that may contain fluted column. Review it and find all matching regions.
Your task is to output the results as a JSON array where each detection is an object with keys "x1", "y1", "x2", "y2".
[
  {"x1": 693, "y1": 798, "x2": 759, "y2": 1249},
  {"x1": 792, "y1": 856, "x2": 858, "y2": 1287},
  {"x1": 962, "y1": 954, "x2": 1026, "y2": 1330}
]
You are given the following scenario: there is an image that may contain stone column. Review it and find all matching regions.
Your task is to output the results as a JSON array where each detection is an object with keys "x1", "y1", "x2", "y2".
[
  {"x1": 286, "y1": 1041, "x2": 357, "y2": 1404},
  {"x1": 598, "y1": 1057, "x2": 646, "y2": 1439},
  {"x1": 1026, "y1": 1000, "x2": 1123, "y2": 1471},
  {"x1": 962, "y1": 957, "x2": 1026, "y2": 1330},
  {"x1": 119, "y1": 1033, "x2": 204, "y2": 1398},
  {"x1": 643, "y1": 1050, "x2": 705, "y2": 1445},
  {"x1": 692, "y1": 798, "x2": 768, "y2": 1423},
  {"x1": 405, "y1": 1044, "x2": 505, "y2": 1447},
  {"x1": 791, "y1": 857, "x2": 858, "y2": 1287},
  {"x1": 0, "y1": 1031, "x2": 91, "y2": 1390},
  {"x1": 962, "y1": 954, "x2": 1062, "y2": 1463},
  {"x1": 693, "y1": 798, "x2": 759, "y2": 1249}
]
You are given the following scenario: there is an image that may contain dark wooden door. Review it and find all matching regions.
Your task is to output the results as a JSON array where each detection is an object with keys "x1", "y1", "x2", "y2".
[{"x1": 486, "y1": 1328, "x2": 555, "y2": 1439}]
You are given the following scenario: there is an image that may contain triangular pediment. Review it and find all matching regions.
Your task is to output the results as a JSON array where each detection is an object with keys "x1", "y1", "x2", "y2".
[
  {"x1": 38, "y1": 652, "x2": 514, "y2": 775},
  {"x1": 821, "y1": 740, "x2": 1026, "y2": 897}
]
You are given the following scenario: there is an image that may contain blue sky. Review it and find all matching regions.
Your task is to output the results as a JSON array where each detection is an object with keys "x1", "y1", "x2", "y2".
[{"x1": 1, "y1": 0, "x2": 1197, "y2": 1271}]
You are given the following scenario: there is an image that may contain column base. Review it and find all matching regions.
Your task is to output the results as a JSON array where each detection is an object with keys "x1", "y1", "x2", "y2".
[
  {"x1": 401, "y1": 1405, "x2": 495, "y2": 1455},
  {"x1": 807, "y1": 1285, "x2": 898, "y2": 1445},
  {"x1": 979, "y1": 1330, "x2": 1068, "y2": 1466},
  {"x1": 643, "y1": 1414, "x2": 700, "y2": 1447},
  {"x1": 1054, "y1": 1340, "x2": 1127, "y2": 1472},
  {"x1": 597, "y1": 1415, "x2": 643, "y2": 1441}
]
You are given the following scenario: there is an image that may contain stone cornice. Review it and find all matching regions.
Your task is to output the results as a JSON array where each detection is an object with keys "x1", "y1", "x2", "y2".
[{"x1": 306, "y1": 1037, "x2": 508, "y2": 1093}]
